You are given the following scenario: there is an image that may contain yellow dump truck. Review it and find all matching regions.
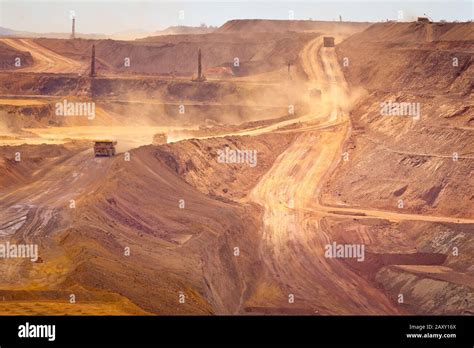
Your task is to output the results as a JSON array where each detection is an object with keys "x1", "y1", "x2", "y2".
[
  {"x1": 417, "y1": 16, "x2": 430, "y2": 23},
  {"x1": 94, "y1": 140, "x2": 117, "y2": 157},
  {"x1": 152, "y1": 133, "x2": 168, "y2": 145},
  {"x1": 323, "y1": 36, "x2": 335, "y2": 47}
]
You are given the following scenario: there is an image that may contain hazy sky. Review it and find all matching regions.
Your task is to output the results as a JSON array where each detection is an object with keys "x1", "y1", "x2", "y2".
[{"x1": 0, "y1": 0, "x2": 472, "y2": 34}]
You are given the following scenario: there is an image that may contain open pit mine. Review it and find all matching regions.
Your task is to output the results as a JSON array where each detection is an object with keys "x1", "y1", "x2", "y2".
[{"x1": 0, "y1": 14, "x2": 473, "y2": 317}]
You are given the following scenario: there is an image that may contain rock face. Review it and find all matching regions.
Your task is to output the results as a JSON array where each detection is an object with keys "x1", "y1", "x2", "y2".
[
  {"x1": 319, "y1": 21, "x2": 474, "y2": 314},
  {"x1": 0, "y1": 41, "x2": 33, "y2": 70}
]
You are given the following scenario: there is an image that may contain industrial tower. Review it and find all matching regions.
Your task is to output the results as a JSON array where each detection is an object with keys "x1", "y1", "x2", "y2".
[
  {"x1": 71, "y1": 17, "x2": 76, "y2": 39},
  {"x1": 194, "y1": 48, "x2": 206, "y2": 82},
  {"x1": 90, "y1": 45, "x2": 96, "y2": 77}
]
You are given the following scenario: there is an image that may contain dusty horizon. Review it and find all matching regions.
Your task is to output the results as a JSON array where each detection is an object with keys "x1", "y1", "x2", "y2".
[{"x1": 1, "y1": 0, "x2": 472, "y2": 35}]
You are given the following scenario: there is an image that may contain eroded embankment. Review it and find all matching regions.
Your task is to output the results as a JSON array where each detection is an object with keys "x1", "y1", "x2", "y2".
[
  {"x1": 319, "y1": 21, "x2": 474, "y2": 314},
  {"x1": 0, "y1": 133, "x2": 292, "y2": 315}
]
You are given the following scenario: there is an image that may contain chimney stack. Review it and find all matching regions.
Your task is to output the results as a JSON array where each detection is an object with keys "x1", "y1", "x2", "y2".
[
  {"x1": 90, "y1": 45, "x2": 96, "y2": 77},
  {"x1": 198, "y1": 48, "x2": 202, "y2": 81},
  {"x1": 71, "y1": 17, "x2": 76, "y2": 39}
]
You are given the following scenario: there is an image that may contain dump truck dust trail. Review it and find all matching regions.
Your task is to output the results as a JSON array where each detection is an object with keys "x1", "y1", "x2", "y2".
[
  {"x1": 0, "y1": 38, "x2": 85, "y2": 73},
  {"x1": 0, "y1": 149, "x2": 114, "y2": 242},
  {"x1": 0, "y1": 148, "x2": 117, "y2": 298},
  {"x1": 249, "y1": 38, "x2": 399, "y2": 314}
]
